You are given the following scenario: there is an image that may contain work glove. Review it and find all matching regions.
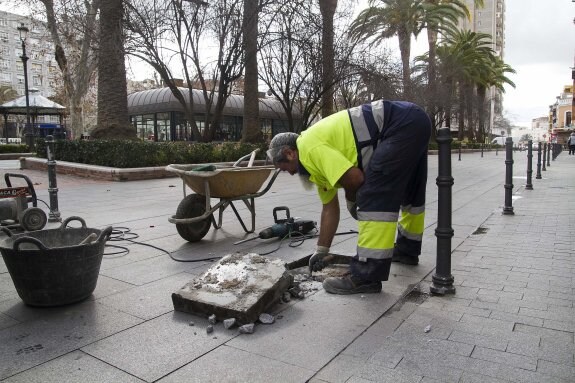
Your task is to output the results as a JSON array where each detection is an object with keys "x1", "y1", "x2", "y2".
[
  {"x1": 346, "y1": 199, "x2": 358, "y2": 220},
  {"x1": 309, "y1": 246, "x2": 330, "y2": 273}
]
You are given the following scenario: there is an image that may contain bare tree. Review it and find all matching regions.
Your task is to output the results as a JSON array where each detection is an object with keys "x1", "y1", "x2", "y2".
[
  {"x1": 125, "y1": 0, "x2": 244, "y2": 142},
  {"x1": 91, "y1": 0, "x2": 133, "y2": 139},
  {"x1": 30, "y1": 0, "x2": 100, "y2": 139},
  {"x1": 319, "y1": 0, "x2": 337, "y2": 117}
]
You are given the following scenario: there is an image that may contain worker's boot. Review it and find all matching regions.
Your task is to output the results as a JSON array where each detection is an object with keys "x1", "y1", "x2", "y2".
[
  {"x1": 322, "y1": 256, "x2": 386, "y2": 295},
  {"x1": 391, "y1": 248, "x2": 419, "y2": 265},
  {"x1": 323, "y1": 273, "x2": 382, "y2": 295}
]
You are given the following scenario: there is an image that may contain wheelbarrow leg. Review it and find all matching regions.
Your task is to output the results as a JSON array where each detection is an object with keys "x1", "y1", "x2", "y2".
[{"x1": 226, "y1": 198, "x2": 255, "y2": 233}]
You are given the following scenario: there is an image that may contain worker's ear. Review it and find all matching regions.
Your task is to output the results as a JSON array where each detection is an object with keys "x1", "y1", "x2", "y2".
[{"x1": 285, "y1": 148, "x2": 297, "y2": 161}]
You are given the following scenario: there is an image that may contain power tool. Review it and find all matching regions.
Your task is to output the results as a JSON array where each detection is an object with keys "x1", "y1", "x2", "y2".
[
  {"x1": 0, "y1": 173, "x2": 48, "y2": 232},
  {"x1": 234, "y1": 206, "x2": 316, "y2": 244}
]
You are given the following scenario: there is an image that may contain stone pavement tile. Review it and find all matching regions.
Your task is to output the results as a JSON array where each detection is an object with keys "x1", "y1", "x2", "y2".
[
  {"x1": 489, "y1": 310, "x2": 544, "y2": 327},
  {"x1": 507, "y1": 338, "x2": 575, "y2": 366},
  {"x1": 470, "y1": 298, "x2": 520, "y2": 314},
  {"x1": 227, "y1": 289, "x2": 398, "y2": 371},
  {"x1": 459, "y1": 372, "x2": 510, "y2": 383},
  {"x1": 476, "y1": 288, "x2": 523, "y2": 301},
  {"x1": 514, "y1": 323, "x2": 574, "y2": 343},
  {"x1": 99, "y1": 252, "x2": 204, "y2": 286},
  {"x1": 81, "y1": 311, "x2": 236, "y2": 382},
  {"x1": 382, "y1": 301, "x2": 420, "y2": 321},
  {"x1": 518, "y1": 307, "x2": 574, "y2": 323},
  {"x1": 352, "y1": 363, "x2": 423, "y2": 383},
  {"x1": 2, "y1": 350, "x2": 145, "y2": 383},
  {"x1": 0, "y1": 256, "x2": 7, "y2": 273},
  {"x1": 537, "y1": 359, "x2": 575, "y2": 381},
  {"x1": 314, "y1": 354, "x2": 369, "y2": 383},
  {"x1": 471, "y1": 346, "x2": 537, "y2": 371},
  {"x1": 96, "y1": 272, "x2": 194, "y2": 320},
  {"x1": 495, "y1": 363, "x2": 572, "y2": 383},
  {"x1": 0, "y1": 272, "x2": 19, "y2": 303},
  {"x1": 0, "y1": 301, "x2": 142, "y2": 380},
  {"x1": 0, "y1": 311, "x2": 18, "y2": 330},
  {"x1": 393, "y1": 349, "x2": 462, "y2": 383},
  {"x1": 460, "y1": 313, "x2": 515, "y2": 332},
  {"x1": 543, "y1": 319, "x2": 575, "y2": 332},
  {"x1": 89, "y1": 274, "x2": 136, "y2": 300},
  {"x1": 156, "y1": 344, "x2": 314, "y2": 383},
  {"x1": 342, "y1": 316, "x2": 403, "y2": 359},
  {"x1": 98, "y1": 243, "x2": 167, "y2": 271},
  {"x1": 448, "y1": 329, "x2": 507, "y2": 351},
  {"x1": 405, "y1": 311, "x2": 481, "y2": 336}
]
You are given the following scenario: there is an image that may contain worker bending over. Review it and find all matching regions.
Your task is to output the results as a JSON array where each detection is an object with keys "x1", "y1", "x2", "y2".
[{"x1": 267, "y1": 100, "x2": 431, "y2": 295}]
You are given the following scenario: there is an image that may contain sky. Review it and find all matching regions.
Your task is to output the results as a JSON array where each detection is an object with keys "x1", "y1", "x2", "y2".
[
  {"x1": 3, "y1": 0, "x2": 574, "y2": 128},
  {"x1": 502, "y1": 0, "x2": 574, "y2": 127}
]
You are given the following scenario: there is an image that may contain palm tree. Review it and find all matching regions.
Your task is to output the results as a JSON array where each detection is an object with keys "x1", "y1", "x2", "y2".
[
  {"x1": 475, "y1": 56, "x2": 515, "y2": 142},
  {"x1": 349, "y1": 0, "x2": 424, "y2": 98},
  {"x1": 420, "y1": 0, "x2": 472, "y2": 133},
  {"x1": 319, "y1": 0, "x2": 338, "y2": 117},
  {"x1": 242, "y1": 0, "x2": 260, "y2": 143},
  {"x1": 434, "y1": 29, "x2": 493, "y2": 140},
  {"x1": 93, "y1": 0, "x2": 134, "y2": 139}
]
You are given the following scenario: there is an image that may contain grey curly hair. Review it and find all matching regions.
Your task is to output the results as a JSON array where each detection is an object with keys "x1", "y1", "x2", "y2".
[{"x1": 267, "y1": 132, "x2": 299, "y2": 163}]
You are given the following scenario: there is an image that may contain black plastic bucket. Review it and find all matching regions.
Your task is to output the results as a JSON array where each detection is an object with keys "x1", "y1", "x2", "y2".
[{"x1": 0, "y1": 216, "x2": 112, "y2": 307}]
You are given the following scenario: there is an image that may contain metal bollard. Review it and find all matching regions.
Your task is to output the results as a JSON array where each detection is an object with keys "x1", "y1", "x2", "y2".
[
  {"x1": 546, "y1": 142, "x2": 551, "y2": 167},
  {"x1": 481, "y1": 143, "x2": 484, "y2": 158},
  {"x1": 526, "y1": 140, "x2": 533, "y2": 190},
  {"x1": 430, "y1": 128, "x2": 455, "y2": 295},
  {"x1": 458, "y1": 145, "x2": 461, "y2": 161},
  {"x1": 46, "y1": 135, "x2": 61, "y2": 222},
  {"x1": 496, "y1": 146, "x2": 498, "y2": 156},
  {"x1": 536, "y1": 142, "x2": 542, "y2": 179},
  {"x1": 502, "y1": 137, "x2": 514, "y2": 215},
  {"x1": 542, "y1": 143, "x2": 547, "y2": 171}
]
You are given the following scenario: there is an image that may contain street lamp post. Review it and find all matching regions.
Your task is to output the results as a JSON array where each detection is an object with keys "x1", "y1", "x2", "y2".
[{"x1": 17, "y1": 23, "x2": 33, "y2": 149}]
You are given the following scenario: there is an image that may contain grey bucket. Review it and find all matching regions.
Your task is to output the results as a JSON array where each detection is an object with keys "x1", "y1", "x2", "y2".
[{"x1": 0, "y1": 216, "x2": 112, "y2": 307}]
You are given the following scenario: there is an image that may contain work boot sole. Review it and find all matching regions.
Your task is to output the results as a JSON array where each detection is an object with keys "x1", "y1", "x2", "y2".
[
  {"x1": 391, "y1": 254, "x2": 419, "y2": 265},
  {"x1": 322, "y1": 278, "x2": 382, "y2": 295}
]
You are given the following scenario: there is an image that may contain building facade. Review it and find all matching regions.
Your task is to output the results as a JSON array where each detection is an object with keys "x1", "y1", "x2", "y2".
[
  {"x1": 459, "y1": 0, "x2": 506, "y2": 139},
  {"x1": 0, "y1": 11, "x2": 57, "y2": 98},
  {"x1": 550, "y1": 85, "x2": 574, "y2": 144}
]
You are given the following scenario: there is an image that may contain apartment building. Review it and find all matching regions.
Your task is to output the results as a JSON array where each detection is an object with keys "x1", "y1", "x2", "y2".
[
  {"x1": 0, "y1": 10, "x2": 57, "y2": 98},
  {"x1": 458, "y1": 0, "x2": 506, "y2": 139}
]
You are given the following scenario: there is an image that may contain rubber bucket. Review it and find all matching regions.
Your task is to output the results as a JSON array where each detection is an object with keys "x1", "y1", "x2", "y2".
[{"x1": 0, "y1": 216, "x2": 112, "y2": 307}]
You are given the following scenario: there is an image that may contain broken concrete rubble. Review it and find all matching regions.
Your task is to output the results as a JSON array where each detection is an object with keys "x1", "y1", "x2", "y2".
[{"x1": 172, "y1": 252, "x2": 293, "y2": 324}]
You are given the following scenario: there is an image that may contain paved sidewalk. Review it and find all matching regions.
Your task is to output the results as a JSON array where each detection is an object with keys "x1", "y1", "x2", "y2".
[{"x1": 0, "y1": 150, "x2": 573, "y2": 382}]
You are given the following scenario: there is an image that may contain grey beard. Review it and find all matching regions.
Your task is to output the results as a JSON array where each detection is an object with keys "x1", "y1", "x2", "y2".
[{"x1": 298, "y1": 174, "x2": 316, "y2": 191}]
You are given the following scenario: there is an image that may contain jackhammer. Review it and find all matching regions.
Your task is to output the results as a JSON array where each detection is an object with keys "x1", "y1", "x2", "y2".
[{"x1": 233, "y1": 206, "x2": 316, "y2": 245}]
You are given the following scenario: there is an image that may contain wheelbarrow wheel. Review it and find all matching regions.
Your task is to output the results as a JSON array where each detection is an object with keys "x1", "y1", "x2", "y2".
[{"x1": 175, "y1": 194, "x2": 212, "y2": 242}]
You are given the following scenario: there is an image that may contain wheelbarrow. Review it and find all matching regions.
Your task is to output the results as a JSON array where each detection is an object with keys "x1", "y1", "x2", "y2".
[{"x1": 166, "y1": 150, "x2": 280, "y2": 242}]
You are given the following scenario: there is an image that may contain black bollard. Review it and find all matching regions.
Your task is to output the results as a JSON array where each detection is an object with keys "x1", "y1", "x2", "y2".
[
  {"x1": 502, "y1": 137, "x2": 515, "y2": 215},
  {"x1": 536, "y1": 142, "x2": 542, "y2": 179},
  {"x1": 496, "y1": 146, "x2": 499, "y2": 156},
  {"x1": 526, "y1": 140, "x2": 533, "y2": 190},
  {"x1": 46, "y1": 135, "x2": 61, "y2": 222},
  {"x1": 430, "y1": 128, "x2": 456, "y2": 295},
  {"x1": 546, "y1": 142, "x2": 551, "y2": 167},
  {"x1": 458, "y1": 145, "x2": 461, "y2": 161},
  {"x1": 481, "y1": 143, "x2": 484, "y2": 158},
  {"x1": 542, "y1": 143, "x2": 547, "y2": 171}
]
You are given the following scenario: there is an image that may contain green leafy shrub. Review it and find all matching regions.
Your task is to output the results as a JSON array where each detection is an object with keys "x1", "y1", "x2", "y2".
[
  {"x1": 35, "y1": 139, "x2": 269, "y2": 168},
  {"x1": 0, "y1": 144, "x2": 29, "y2": 153}
]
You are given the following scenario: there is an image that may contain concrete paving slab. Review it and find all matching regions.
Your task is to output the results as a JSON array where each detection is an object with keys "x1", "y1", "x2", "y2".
[
  {"x1": 97, "y1": 272, "x2": 195, "y2": 320},
  {"x1": 172, "y1": 253, "x2": 293, "y2": 323},
  {"x1": 0, "y1": 301, "x2": 142, "y2": 380},
  {"x1": 1, "y1": 350, "x2": 146, "y2": 383},
  {"x1": 81, "y1": 311, "x2": 236, "y2": 382},
  {"x1": 157, "y1": 344, "x2": 314, "y2": 383}
]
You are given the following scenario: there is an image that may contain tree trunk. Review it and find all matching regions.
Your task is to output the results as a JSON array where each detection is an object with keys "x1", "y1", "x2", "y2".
[
  {"x1": 319, "y1": 0, "x2": 337, "y2": 117},
  {"x1": 241, "y1": 0, "x2": 261, "y2": 143},
  {"x1": 93, "y1": 0, "x2": 134, "y2": 139},
  {"x1": 397, "y1": 30, "x2": 411, "y2": 99}
]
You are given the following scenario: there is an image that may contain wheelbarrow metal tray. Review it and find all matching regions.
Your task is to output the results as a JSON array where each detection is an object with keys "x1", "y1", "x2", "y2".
[{"x1": 166, "y1": 164, "x2": 275, "y2": 199}]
